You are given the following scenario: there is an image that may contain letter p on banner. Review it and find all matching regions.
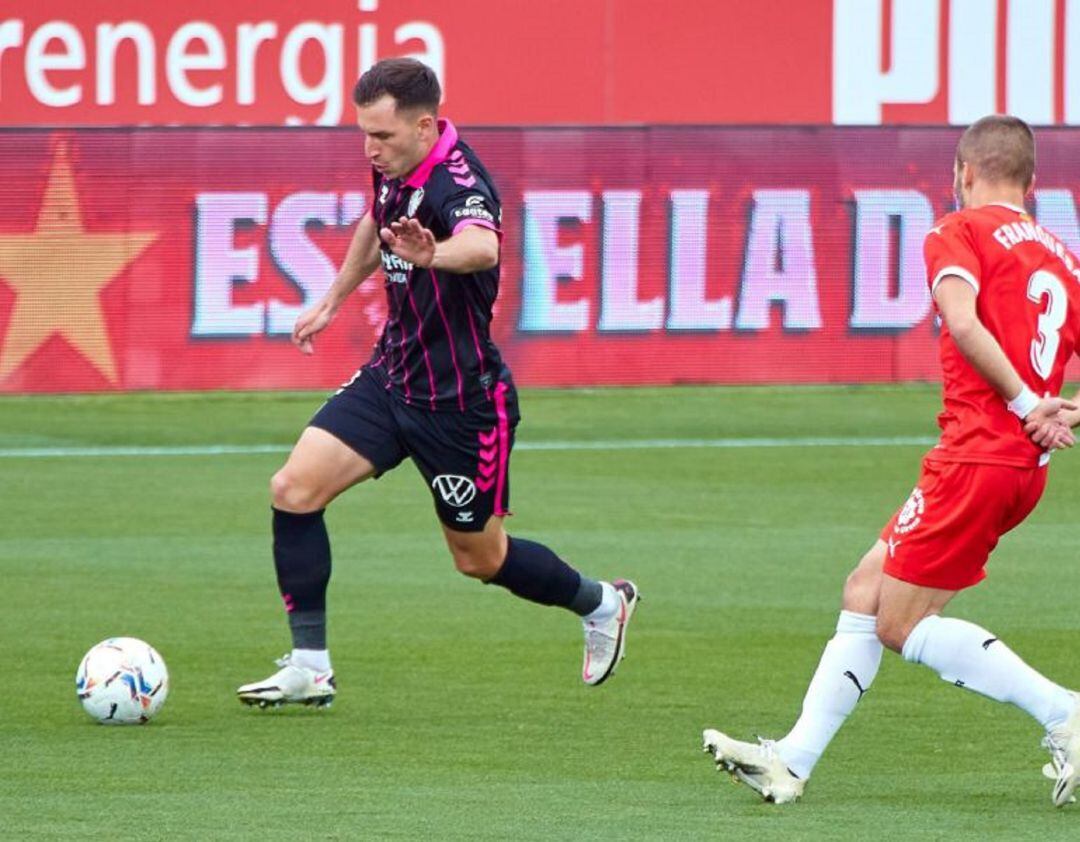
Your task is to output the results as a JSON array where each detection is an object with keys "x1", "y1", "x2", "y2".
[{"x1": 832, "y1": 0, "x2": 940, "y2": 124}]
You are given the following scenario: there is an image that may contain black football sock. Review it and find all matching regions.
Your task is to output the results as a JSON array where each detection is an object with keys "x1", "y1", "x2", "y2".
[
  {"x1": 272, "y1": 507, "x2": 331, "y2": 650},
  {"x1": 569, "y1": 577, "x2": 604, "y2": 616},
  {"x1": 288, "y1": 610, "x2": 327, "y2": 652},
  {"x1": 488, "y1": 536, "x2": 601, "y2": 615}
]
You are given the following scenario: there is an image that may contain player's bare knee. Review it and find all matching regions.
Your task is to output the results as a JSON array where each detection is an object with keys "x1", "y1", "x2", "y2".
[
  {"x1": 842, "y1": 568, "x2": 863, "y2": 606},
  {"x1": 450, "y1": 546, "x2": 500, "y2": 580},
  {"x1": 270, "y1": 469, "x2": 324, "y2": 513},
  {"x1": 841, "y1": 543, "x2": 886, "y2": 613},
  {"x1": 875, "y1": 616, "x2": 911, "y2": 653},
  {"x1": 842, "y1": 565, "x2": 878, "y2": 613},
  {"x1": 443, "y1": 522, "x2": 506, "y2": 580}
]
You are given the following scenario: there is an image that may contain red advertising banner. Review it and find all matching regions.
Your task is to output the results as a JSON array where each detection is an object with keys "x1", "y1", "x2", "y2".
[
  {"x1": 1, "y1": 125, "x2": 1079, "y2": 394},
  {"x1": 1, "y1": 1, "x2": 1078, "y2": 127}
]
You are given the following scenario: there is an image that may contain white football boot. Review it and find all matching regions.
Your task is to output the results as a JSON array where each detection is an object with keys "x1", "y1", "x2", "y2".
[
  {"x1": 702, "y1": 729, "x2": 805, "y2": 804},
  {"x1": 236, "y1": 654, "x2": 336, "y2": 709},
  {"x1": 1040, "y1": 692, "x2": 1080, "y2": 806},
  {"x1": 581, "y1": 579, "x2": 640, "y2": 686}
]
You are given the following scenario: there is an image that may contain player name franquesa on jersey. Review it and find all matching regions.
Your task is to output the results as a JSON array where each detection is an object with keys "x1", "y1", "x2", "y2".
[{"x1": 991, "y1": 219, "x2": 1080, "y2": 284}]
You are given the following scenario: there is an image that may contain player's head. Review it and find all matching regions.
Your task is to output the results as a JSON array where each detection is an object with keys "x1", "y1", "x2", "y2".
[
  {"x1": 353, "y1": 58, "x2": 442, "y2": 179},
  {"x1": 953, "y1": 115, "x2": 1035, "y2": 208}
]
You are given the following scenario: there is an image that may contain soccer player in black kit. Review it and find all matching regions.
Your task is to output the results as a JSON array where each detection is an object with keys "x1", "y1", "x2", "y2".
[{"x1": 237, "y1": 58, "x2": 639, "y2": 707}]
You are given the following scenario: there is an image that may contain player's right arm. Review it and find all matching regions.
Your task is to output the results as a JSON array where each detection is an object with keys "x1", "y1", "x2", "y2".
[
  {"x1": 292, "y1": 211, "x2": 382, "y2": 355},
  {"x1": 926, "y1": 217, "x2": 1075, "y2": 449},
  {"x1": 935, "y1": 277, "x2": 1075, "y2": 449}
]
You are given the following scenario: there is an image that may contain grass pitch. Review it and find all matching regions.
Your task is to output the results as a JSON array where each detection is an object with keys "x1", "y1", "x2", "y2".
[{"x1": 1, "y1": 384, "x2": 1079, "y2": 840}]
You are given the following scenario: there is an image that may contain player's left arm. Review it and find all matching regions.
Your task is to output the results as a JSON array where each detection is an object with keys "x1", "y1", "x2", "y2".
[
  {"x1": 380, "y1": 216, "x2": 499, "y2": 273},
  {"x1": 935, "y1": 278, "x2": 1076, "y2": 448}
]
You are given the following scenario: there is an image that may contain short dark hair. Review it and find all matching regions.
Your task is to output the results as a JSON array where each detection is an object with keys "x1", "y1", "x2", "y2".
[
  {"x1": 353, "y1": 58, "x2": 440, "y2": 114},
  {"x1": 956, "y1": 115, "x2": 1035, "y2": 189}
]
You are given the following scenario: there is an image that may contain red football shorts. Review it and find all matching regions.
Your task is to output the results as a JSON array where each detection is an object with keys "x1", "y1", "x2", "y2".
[{"x1": 880, "y1": 458, "x2": 1047, "y2": 591}]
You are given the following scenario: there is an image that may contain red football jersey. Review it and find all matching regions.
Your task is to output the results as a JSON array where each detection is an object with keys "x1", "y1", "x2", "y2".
[{"x1": 924, "y1": 202, "x2": 1080, "y2": 467}]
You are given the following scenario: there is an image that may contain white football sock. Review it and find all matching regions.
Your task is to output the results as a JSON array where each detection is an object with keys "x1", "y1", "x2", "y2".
[
  {"x1": 774, "y1": 610, "x2": 883, "y2": 779},
  {"x1": 903, "y1": 615, "x2": 1075, "y2": 729},
  {"x1": 583, "y1": 582, "x2": 620, "y2": 623},
  {"x1": 291, "y1": 648, "x2": 332, "y2": 672}
]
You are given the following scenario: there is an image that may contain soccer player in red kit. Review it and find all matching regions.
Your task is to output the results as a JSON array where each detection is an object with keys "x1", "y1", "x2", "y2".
[{"x1": 704, "y1": 115, "x2": 1080, "y2": 806}]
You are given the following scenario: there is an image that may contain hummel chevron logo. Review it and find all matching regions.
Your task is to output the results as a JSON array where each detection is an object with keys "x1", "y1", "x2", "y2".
[
  {"x1": 447, "y1": 149, "x2": 476, "y2": 187},
  {"x1": 476, "y1": 427, "x2": 499, "y2": 492}
]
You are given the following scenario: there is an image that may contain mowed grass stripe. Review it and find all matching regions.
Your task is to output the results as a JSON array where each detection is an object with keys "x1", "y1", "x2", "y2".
[{"x1": 0, "y1": 436, "x2": 937, "y2": 459}]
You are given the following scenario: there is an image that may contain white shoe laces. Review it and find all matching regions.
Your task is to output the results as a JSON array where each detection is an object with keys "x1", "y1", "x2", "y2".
[
  {"x1": 755, "y1": 737, "x2": 784, "y2": 765},
  {"x1": 584, "y1": 621, "x2": 617, "y2": 656},
  {"x1": 1043, "y1": 733, "x2": 1069, "y2": 777}
]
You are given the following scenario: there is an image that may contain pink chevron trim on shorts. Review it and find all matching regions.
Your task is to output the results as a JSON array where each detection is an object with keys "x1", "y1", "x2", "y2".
[
  {"x1": 493, "y1": 382, "x2": 511, "y2": 515},
  {"x1": 476, "y1": 425, "x2": 497, "y2": 493}
]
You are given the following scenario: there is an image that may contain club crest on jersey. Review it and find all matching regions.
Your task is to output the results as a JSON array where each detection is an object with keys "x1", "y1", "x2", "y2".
[
  {"x1": 379, "y1": 183, "x2": 390, "y2": 204},
  {"x1": 407, "y1": 187, "x2": 424, "y2": 218},
  {"x1": 894, "y1": 487, "x2": 925, "y2": 535},
  {"x1": 432, "y1": 474, "x2": 477, "y2": 508}
]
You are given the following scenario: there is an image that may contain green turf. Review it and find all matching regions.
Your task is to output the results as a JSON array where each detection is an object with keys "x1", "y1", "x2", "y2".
[{"x1": 1, "y1": 384, "x2": 1079, "y2": 839}]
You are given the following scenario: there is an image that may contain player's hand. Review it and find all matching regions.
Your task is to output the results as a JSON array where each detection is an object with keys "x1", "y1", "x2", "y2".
[
  {"x1": 1060, "y1": 405, "x2": 1080, "y2": 430},
  {"x1": 380, "y1": 217, "x2": 436, "y2": 268},
  {"x1": 1024, "y1": 419, "x2": 1076, "y2": 450},
  {"x1": 1023, "y1": 397, "x2": 1079, "y2": 450},
  {"x1": 292, "y1": 300, "x2": 336, "y2": 355}
]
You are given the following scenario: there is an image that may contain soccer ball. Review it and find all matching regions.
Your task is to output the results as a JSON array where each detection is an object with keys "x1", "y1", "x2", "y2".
[{"x1": 75, "y1": 637, "x2": 169, "y2": 725}]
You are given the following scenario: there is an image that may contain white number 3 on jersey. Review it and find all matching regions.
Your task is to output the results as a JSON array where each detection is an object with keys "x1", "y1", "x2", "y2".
[{"x1": 1027, "y1": 270, "x2": 1067, "y2": 379}]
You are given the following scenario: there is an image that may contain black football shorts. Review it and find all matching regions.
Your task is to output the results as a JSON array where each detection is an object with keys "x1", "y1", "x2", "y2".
[{"x1": 309, "y1": 368, "x2": 519, "y2": 532}]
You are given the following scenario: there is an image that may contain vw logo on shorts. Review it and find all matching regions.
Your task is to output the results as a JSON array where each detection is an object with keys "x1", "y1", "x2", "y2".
[{"x1": 432, "y1": 474, "x2": 477, "y2": 508}]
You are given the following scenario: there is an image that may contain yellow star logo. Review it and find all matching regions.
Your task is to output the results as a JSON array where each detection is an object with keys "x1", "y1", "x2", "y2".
[{"x1": 0, "y1": 140, "x2": 159, "y2": 382}]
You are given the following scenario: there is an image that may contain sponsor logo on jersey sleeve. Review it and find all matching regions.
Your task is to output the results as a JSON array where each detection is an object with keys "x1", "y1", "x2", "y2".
[{"x1": 451, "y1": 195, "x2": 495, "y2": 223}]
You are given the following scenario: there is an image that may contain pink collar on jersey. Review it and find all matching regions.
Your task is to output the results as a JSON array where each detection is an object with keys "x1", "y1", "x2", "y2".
[
  {"x1": 987, "y1": 201, "x2": 1027, "y2": 214},
  {"x1": 405, "y1": 118, "x2": 458, "y2": 188}
]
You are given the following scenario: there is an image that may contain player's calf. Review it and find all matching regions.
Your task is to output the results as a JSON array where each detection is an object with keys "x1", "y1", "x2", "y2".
[{"x1": 474, "y1": 532, "x2": 641, "y2": 685}]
